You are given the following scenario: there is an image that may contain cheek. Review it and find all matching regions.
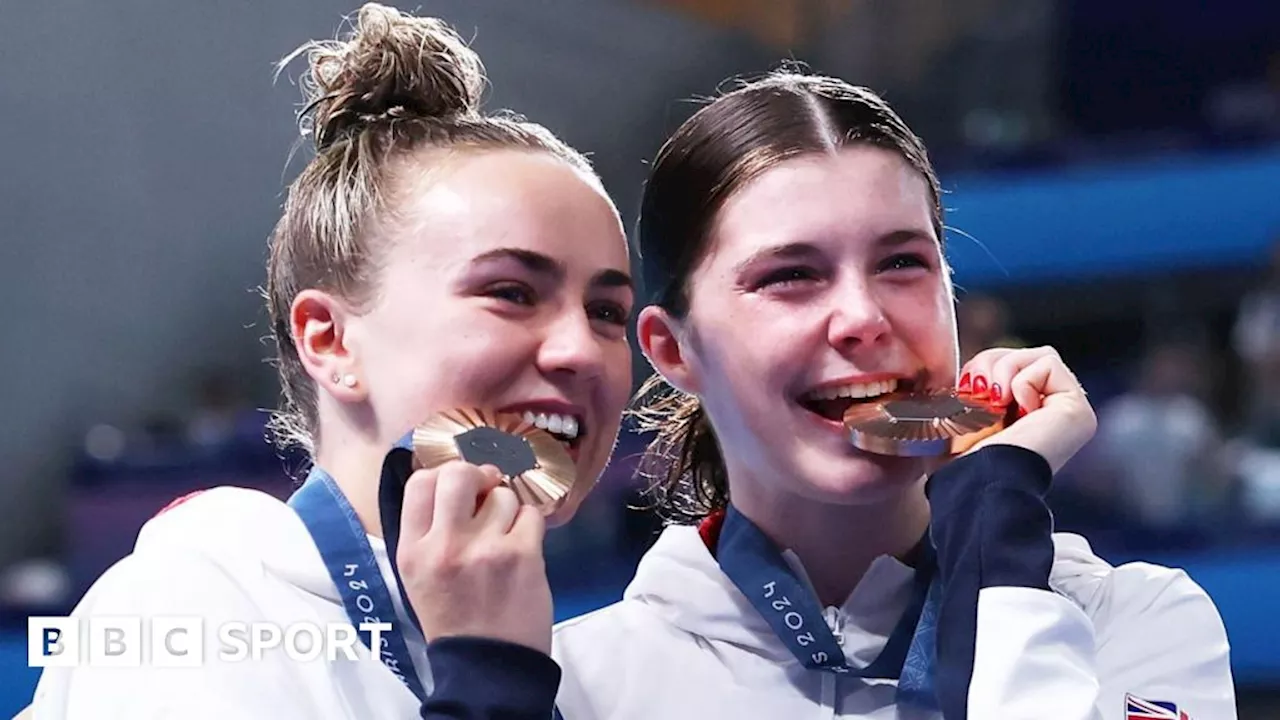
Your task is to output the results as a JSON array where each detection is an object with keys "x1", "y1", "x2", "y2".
[
  {"x1": 362, "y1": 305, "x2": 518, "y2": 414},
  {"x1": 916, "y1": 292, "x2": 957, "y2": 368},
  {"x1": 897, "y1": 290, "x2": 958, "y2": 371},
  {"x1": 696, "y1": 323, "x2": 788, "y2": 410},
  {"x1": 602, "y1": 342, "x2": 634, "y2": 409}
]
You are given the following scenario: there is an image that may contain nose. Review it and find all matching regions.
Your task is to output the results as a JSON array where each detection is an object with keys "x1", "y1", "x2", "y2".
[
  {"x1": 827, "y1": 276, "x2": 892, "y2": 351},
  {"x1": 537, "y1": 309, "x2": 607, "y2": 380}
]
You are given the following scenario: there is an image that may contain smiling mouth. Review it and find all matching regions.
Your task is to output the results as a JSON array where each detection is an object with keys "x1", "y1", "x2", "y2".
[
  {"x1": 798, "y1": 377, "x2": 912, "y2": 422},
  {"x1": 520, "y1": 411, "x2": 586, "y2": 452}
]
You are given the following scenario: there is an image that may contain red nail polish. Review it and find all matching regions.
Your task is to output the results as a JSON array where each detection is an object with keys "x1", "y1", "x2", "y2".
[
  {"x1": 1017, "y1": 405, "x2": 1029, "y2": 418},
  {"x1": 958, "y1": 372, "x2": 971, "y2": 391},
  {"x1": 990, "y1": 383, "x2": 1003, "y2": 404},
  {"x1": 973, "y1": 375, "x2": 988, "y2": 396}
]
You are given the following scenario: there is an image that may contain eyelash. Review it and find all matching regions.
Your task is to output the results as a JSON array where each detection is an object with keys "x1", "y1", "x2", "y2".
[
  {"x1": 588, "y1": 300, "x2": 630, "y2": 326},
  {"x1": 486, "y1": 283, "x2": 536, "y2": 306},
  {"x1": 756, "y1": 253, "x2": 931, "y2": 289},
  {"x1": 485, "y1": 284, "x2": 629, "y2": 327},
  {"x1": 879, "y1": 253, "x2": 931, "y2": 273},
  {"x1": 756, "y1": 266, "x2": 820, "y2": 289}
]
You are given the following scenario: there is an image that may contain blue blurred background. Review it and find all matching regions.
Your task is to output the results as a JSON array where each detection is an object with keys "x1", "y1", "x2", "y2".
[{"x1": 2, "y1": 0, "x2": 1279, "y2": 715}]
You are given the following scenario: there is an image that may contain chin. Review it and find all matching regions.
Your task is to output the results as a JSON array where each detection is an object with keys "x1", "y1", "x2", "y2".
[
  {"x1": 542, "y1": 451, "x2": 608, "y2": 528},
  {"x1": 791, "y1": 445, "x2": 927, "y2": 506},
  {"x1": 774, "y1": 402, "x2": 927, "y2": 501}
]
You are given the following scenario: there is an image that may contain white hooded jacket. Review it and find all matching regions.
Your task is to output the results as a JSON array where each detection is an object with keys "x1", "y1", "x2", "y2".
[
  {"x1": 34, "y1": 434, "x2": 571, "y2": 720},
  {"x1": 553, "y1": 457, "x2": 1237, "y2": 720},
  {"x1": 31, "y1": 486, "x2": 428, "y2": 719}
]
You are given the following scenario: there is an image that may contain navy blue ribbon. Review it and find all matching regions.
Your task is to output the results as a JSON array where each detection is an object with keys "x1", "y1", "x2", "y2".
[
  {"x1": 715, "y1": 504, "x2": 940, "y2": 708},
  {"x1": 288, "y1": 441, "x2": 427, "y2": 703},
  {"x1": 376, "y1": 439, "x2": 567, "y2": 719}
]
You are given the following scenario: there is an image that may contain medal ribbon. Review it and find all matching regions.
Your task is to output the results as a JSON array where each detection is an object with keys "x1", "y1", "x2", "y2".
[
  {"x1": 288, "y1": 448, "x2": 427, "y2": 703},
  {"x1": 715, "y1": 504, "x2": 940, "y2": 708}
]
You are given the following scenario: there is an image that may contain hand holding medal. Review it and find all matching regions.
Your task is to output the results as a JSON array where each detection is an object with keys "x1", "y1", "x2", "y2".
[
  {"x1": 844, "y1": 347, "x2": 1096, "y2": 473},
  {"x1": 388, "y1": 407, "x2": 583, "y2": 656},
  {"x1": 843, "y1": 388, "x2": 1015, "y2": 457}
]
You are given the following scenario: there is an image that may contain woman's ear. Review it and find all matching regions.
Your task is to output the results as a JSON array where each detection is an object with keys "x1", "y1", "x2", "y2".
[
  {"x1": 291, "y1": 289, "x2": 367, "y2": 402},
  {"x1": 637, "y1": 305, "x2": 701, "y2": 395}
]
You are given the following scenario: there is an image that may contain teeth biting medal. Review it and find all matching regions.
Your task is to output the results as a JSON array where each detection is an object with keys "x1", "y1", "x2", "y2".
[
  {"x1": 410, "y1": 408, "x2": 578, "y2": 515},
  {"x1": 842, "y1": 388, "x2": 1013, "y2": 458}
]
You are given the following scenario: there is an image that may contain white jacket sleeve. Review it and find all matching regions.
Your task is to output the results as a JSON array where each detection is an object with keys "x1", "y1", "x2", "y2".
[
  {"x1": 970, "y1": 571, "x2": 1235, "y2": 719},
  {"x1": 969, "y1": 587, "x2": 1101, "y2": 718},
  {"x1": 31, "y1": 547, "x2": 342, "y2": 720},
  {"x1": 927, "y1": 446, "x2": 1235, "y2": 720}
]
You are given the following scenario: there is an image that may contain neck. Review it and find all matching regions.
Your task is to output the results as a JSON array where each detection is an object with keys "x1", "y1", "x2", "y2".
[
  {"x1": 730, "y1": 477, "x2": 931, "y2": 608},
  {"x1": 313, "y1": 423, "x2": 387, "y2": 539}
]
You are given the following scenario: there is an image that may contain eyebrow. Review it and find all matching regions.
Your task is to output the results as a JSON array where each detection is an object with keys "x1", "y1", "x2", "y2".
[
  {"x1": 470, "y1": 247, "x2": 633, "y2": 291},
  {"x1": 876, "y1": 228, "x2": 936, "y2": 248},
  {"x1": 731, "y1": 242, "x2": 824, "y2": 277},
  {"x1": 731, "y1": 229, "x2": 936, "y2": 276},
  {"x1": 592, "y1": 268, "x2": 633, "y2": 291}
]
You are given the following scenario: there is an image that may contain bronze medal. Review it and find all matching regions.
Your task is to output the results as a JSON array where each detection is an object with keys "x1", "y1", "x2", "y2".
[
  {"x1": 410, "y1": 408, "x2": 576, "y2": 516},
  {"x1": 842, "y1": 390, "x2": 1011, "y2": 457}
]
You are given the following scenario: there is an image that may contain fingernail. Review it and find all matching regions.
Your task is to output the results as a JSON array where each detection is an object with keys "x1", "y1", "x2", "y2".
[
  {"x1": 990, "y1": 383, "x2": 1003, "y2": 404},
  {"x1": 973, "y1": 375, "x2": 988, "y2": 396},
  {"x1": 958, "y1": 372, "x2": 971, "y2": 391},
  {"x1": 1017, "y1": 405, "x2": 1029, "y2": 418}
]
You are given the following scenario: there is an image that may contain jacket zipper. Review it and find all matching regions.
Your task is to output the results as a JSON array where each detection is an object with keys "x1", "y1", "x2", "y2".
[
  {"x1": 824, "y1": 606, "x2": 845, "y2": 646},
  {"x1": 822, "y1": 607, "x2": 842, "y2": 717}
]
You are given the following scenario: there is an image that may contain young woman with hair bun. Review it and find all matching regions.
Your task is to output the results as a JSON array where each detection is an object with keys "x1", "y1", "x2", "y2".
[{"x1": 32, "y1": 5, "x2": 634, "y2": 718}]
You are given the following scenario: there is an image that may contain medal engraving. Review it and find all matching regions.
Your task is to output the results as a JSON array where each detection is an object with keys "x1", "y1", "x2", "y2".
[{"x1": 454, "y1": 426, "x2": 539, "y2": 476}]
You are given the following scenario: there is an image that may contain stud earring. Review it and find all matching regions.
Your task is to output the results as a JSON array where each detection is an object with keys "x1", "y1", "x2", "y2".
[{"x1": 342, "y1": 374, "x2": 358, "y2": 388}]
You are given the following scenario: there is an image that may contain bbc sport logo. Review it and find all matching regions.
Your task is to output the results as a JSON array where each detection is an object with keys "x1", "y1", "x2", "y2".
[{"x1": 28, "y1": 616, "x2": 392, "y2": 667}]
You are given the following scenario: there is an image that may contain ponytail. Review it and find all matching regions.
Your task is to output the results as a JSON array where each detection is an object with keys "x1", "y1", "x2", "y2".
[{"x1": 630, "y1": 374, "x2": 729, "y2": 525}]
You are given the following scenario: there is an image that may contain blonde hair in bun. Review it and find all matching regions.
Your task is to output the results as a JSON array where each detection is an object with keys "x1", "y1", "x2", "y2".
[{"x1": 265, "y1": 3, "x2": 594, "y2": 452}]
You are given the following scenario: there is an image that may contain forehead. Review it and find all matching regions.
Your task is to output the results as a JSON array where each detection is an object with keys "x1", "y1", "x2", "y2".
[
  {"x1": 385, "y1": 149, "x2": 627, "y2": 273},
  {"x1": 706, "y1": 146, "x2": 936, "y2": 262}
]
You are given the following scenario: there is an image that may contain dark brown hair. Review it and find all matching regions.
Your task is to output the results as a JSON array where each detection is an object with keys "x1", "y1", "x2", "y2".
[
  {"x1": 633, "y1": 70, "x2": 943, "y2": 524},
  {"x1": 265, "y1": 3, "x2": 594, "y2": 452}
]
